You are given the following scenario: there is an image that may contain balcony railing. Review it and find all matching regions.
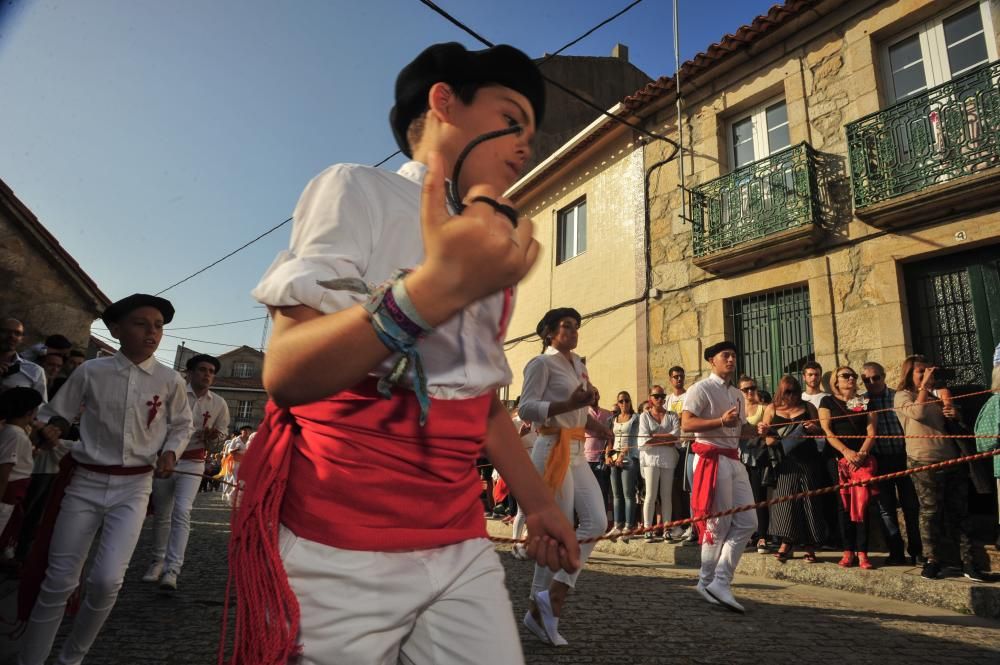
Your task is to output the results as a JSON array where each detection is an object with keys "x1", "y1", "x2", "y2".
[
  {"x1": 688, "y1": 142, "x2": 821, "y2": 259},
  {"x1": 847, "y1": 60, "x2": 1000, "y2": 210}
]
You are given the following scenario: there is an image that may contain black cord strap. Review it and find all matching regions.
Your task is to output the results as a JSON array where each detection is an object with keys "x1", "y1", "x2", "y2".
[
  {"x1": 446, "y1": 125, "x2": 524, "y2": 215},
  {"x1": 469, "y1": 196, "x2": 518, "y2": 228}
]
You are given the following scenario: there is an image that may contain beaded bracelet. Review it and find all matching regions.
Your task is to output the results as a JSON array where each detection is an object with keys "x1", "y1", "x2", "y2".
[{"x1": 363, "y1": 270, "x2": 434, "y2": 424}]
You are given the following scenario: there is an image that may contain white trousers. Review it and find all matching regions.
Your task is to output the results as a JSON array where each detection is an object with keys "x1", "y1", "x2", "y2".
[
  {"x1": 18, "y1": 468, "x2": 153, "y2": 665},
  {"x1": 150, "y1": 457, "x2": 204, "y2": 574},
  {"x1": 693, "y1": 454, "x2": 756, "y2": 589},
  {"x1": 528, "y1": 435, "x2": 607, "y2": 599},
  {"x1": 642, "y1": 464, "x2": 674, "y2": 529},
  {"x1": 279, "y1": 527, "x2": 524, "y2": 665},
  {"x1": 222, "y1": 461, "x2": 240, "y2": 502}
]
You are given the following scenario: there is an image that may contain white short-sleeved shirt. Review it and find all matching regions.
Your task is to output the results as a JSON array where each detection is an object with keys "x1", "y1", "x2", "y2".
[
  {"x1": 639, "y1": 409, "x2": 680, "y2": 468},
  {"x1": 32, "y1": 438, "x2": 76, "y2": 475},
  {"x1": 251, "y1": 161, "x2": 512, "y2": 400},
  {"x1": 682, "y1": 373, "x2": 745, "y2": 450},
  {"x1": 518, "y1": 347, "x2": 589, "y2": 430},
  {"x1": 0, "y1": 424, "x2": 34, "y2": 482}
]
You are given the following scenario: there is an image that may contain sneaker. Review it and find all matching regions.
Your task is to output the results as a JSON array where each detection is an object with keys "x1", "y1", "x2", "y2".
[
  {"x1": 142, "y1": 560, "x2": 163, "y2": 583},
  {"x1": 621, "y1": 526, "x2": 634, "y2": 544},
  {"x1": 962, "y1": 565, "x2": 990, "y2": 583},
  {"x1": 511, "y1": 544, "x2": 527, "y2": 561},
  {"x1": 535, "y1": 590, "x2": 568, "y2": 646},
  {"x1": 644, "y1": 532, "x2": 655, "y2": 542},
  {"x1": 695, "y1": 580, "x2": 719, "y2": 606},
  {"x1": 921, "y1": 561, "x2": 942, "y2": 580},
  {"x1": 704, "y1": 580, "x2": 745, "y2": 614},
  {"x1": 159, "y1": 571, "x2": 178, "y2": 592},
  {"x1": 756, "y1": 539, "x2": 769, "y2": 554},
  {"x1": 857, "y1": 553, "x2": 874, "y2": 570},
  {"x1": 605, "y1": 526, "x2": 622, "y2": 542},
  {"x1": 669, "y1": 526, "x2": 685, "y2": 541},
  {"x1": 680, "y1": 526, "x2": 694, "y2": 541},
  {"x1": 523, "y1": 611, "x2": 550, "y2": 644}
]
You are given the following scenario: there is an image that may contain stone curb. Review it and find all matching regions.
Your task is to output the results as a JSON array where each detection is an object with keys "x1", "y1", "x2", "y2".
[{"x1": 486, "y1": 520, "x2": 1000, "y2": 619}]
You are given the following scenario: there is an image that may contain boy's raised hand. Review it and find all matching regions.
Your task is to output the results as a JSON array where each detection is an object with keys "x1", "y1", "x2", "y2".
[{"x1": 407, "y1": 151, "x2": 539, "y2": 325}]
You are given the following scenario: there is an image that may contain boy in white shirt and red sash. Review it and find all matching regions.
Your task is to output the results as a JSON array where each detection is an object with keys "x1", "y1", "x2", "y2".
[
  {"x1": 17, "y1": 294, "x2": 193, "y2": 665},
  {"x1": 682, "y1": 340, "x2": 755, "y2": 614},
  {"x1": 144, "y1": 353, "x2": 230, "y2": 591},
  {"x1": 227, "y1": 42, "x2": 580, "y2": 665}
]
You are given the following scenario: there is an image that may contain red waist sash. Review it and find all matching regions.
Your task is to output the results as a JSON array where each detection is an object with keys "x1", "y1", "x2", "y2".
[
  {"x1": 690, "y1": 442, "x2": 740, "y2": 545},
  {"x1": 180, "y1": 447, "x2": 208, "y2": 462},
  {"x1": 224, "y1": 379, "x2": 492, "y2": 665}
]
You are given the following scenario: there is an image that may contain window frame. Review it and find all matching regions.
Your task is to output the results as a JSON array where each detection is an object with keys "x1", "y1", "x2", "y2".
[
  {"x1": 726, "y1": 96, "x2": 791, "y2": 171},
  {"x1": 879, "y1": 0, "x2": 997, "y2": 104},
  {"x1": 232, "y1": 361, "x2": 254, "y2": 378},
  {"x1": 236, "y1": 400, "x2": 253, "y2": 419},
  {"x1": 555, "y1": 197, "x2": 587, "y2": 265}
]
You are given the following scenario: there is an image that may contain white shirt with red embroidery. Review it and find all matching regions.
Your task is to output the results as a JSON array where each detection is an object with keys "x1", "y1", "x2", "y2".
[
  {"x1": 682, "y1": 373, "x2": 745, "y2": 450},
  {"x1": 251, "y1": 161, "x2": 513, "y2": 399},
  {"x1": 518, "y1": 347, "x2": 589, "y2": 430},
  {"x1": 185, "y1": 385, "x2": 230, "y2": 453},
  {"x1": 38, "y1": 351, "x2": 193, "y2": 467}
]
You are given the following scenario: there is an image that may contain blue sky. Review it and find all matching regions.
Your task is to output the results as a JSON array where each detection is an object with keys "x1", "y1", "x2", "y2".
[{"x1": 0, "y1": 0, "x2": 775, "y2": 362}]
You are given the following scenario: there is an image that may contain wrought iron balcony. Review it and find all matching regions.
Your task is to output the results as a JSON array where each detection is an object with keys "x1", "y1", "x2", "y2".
[
  {"x1": 847, "y1": 60, "x2": 1000, "y2": 223},
  {"x1": 687, "y1": 142, "x2": 823, "y2": 272}
]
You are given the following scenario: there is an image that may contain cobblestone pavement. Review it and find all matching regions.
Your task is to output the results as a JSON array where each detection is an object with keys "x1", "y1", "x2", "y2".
[{"x1": 2, "y1": 492, "x2": 998, "y2": 664}]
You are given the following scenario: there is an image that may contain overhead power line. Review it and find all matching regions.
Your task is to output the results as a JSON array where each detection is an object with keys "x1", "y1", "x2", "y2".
[
  {"x1": 167, "y1": 316, "x2": 267, "y2": 330},
  {"x1": 152, "y1": 1, "x2": 661, "y2": 298},
  {"x1": 416, "y1": 0, "x2": 679, "y2": 155}
]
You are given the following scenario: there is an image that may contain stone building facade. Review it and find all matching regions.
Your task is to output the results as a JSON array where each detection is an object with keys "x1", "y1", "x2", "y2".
[
  {"x1": 502, "y1": 0, "x2": 1000, "y2": 420},
  {"x1": 632, "y1": 0, "x2": 1000, "y2": 408},
  {"x1": 0, "y1": 178, "x2": 110, "y2": 350}
]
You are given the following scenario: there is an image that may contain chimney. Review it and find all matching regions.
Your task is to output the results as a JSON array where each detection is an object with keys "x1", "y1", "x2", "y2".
[{"x1": 611, "y1": 43, "x2": 629, "y2": 62}]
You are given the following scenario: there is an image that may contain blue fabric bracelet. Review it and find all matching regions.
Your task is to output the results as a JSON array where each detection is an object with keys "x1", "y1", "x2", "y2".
[{"x1": 363, "y1": 270, "x2": 434, "y2": 425}]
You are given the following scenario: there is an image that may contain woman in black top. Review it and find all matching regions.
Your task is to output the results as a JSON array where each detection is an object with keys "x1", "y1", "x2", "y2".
[
  {"x1": 758, "y1": 375, "x2": 827, "y2": 563},
  {"x1": 819, "y1": 365, "x2": 877, "y2": 569}
]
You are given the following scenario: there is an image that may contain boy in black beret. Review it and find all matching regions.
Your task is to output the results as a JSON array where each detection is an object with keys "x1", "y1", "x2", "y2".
[
  {"x1": 236, "y1": 42, "x2": 577, "y2": 665},
  {"x1": 144, "y1": 353, "x2": 229, "y2": 592},
  {"x1": 18, "y1": 294, "x2": 192, "y2": 664}
]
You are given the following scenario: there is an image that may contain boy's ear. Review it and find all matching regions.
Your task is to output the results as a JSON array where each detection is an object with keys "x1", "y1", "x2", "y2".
[{"x1": 427, "y1": 82, "x2": 455, "y2": 122}]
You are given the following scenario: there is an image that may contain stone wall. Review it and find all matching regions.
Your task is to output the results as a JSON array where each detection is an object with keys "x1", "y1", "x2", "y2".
[
  {"x1": 643, "y1": 0, "x2": 1000, "y2": 388},
  {"x1": 0, "y1": 206, "x2": 103, "y2": 351}
]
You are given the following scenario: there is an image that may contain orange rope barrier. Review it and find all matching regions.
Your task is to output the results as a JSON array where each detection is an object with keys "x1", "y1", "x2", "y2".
[{"x1": 487, "y1": 446, "x2": 1000, "y2": 545}]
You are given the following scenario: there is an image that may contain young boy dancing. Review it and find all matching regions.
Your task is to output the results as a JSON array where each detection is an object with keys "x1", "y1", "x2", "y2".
[
  {"x1": 682, "y1": 340, "x2": 755, "y2": 614},
  {"x1": 18, "y1": 294, "x2": 193, "y2": 665},
  {"x1": 144, "y1": 353, "x2": 229, "y2": 591},
  {"x1": 229, "y1": 42, "x2": 579, "y2": 665}
]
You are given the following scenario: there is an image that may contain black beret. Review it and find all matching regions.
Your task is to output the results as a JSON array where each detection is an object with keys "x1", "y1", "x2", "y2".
[
  {"x1": 536, "y1": 307, "x2": 582, "y2": 339},
  {"x1": 186, "y1": 353, "x2": 221, "y2": 373},
  {"x1": 704, "y1": 340, "x2": 738, "y2": 362},
  {"x1": 100, "y1": 293, "x2": 175, "y2": 327},
  {"x1": 390, "y1": 42, "x2": 546, "y2": 158},
  {"x1": 0, "y1": 386, "x2": 44, "y2": 420}
]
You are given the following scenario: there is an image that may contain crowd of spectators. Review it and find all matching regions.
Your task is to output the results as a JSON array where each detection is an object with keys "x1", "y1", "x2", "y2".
[{"x1": 505, "y1": 351, "x2": 1000, "y2": 583}]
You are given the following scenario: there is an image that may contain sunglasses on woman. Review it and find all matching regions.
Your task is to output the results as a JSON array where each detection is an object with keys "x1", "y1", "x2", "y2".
[
  {"x1": 650, "y1": 394, "x2": 666, "y2": 400},
  {"x1": 838, "y1": 373, "x2": 857, "y2": 380}
]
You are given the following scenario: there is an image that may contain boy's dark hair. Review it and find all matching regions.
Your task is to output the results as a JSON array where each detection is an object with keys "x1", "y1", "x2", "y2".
[
  {"x1": 0, "y1": 387, "x2": 44, "y2": 420},
  {"x1": 44, "y1": 334, "x2": 73, "y2": 351},
  {"x1": 47, "y1": 416, "x2": 72, "y2": 437},
  {"x1": 668, "y1": 366, "x2": 684, "y2": 376},
  {"x1": 803, "y1": 360, "x2": 822, "y2": 372},
  {"x1": 391, "y1": 43, "x2": 545, "y2": 157}
]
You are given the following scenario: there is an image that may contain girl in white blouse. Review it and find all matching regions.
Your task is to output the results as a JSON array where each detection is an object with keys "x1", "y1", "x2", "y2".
[{"x1": 519, "y1": 308, "x2": 612, "y2": 648}]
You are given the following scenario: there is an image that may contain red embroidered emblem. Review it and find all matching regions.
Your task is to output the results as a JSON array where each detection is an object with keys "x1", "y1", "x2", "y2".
[
  {"x1": 146, "y1": 396, "x2": 162, "y2": 428},
  {"x1": 202, "y1": 410, "x2": 211, "y2": 429}
]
